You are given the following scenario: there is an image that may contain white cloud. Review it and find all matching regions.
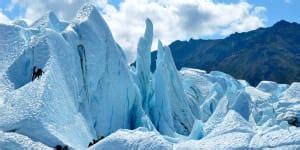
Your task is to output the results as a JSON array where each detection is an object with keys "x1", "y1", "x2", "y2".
[
  {"x1": 0, "y1": 11, "x2": 10, "y2": 24},
  {"x1": 7, "y1": 0, "x2": 107, "y2": 23},
  {"x1": 102, "y1": 0, "x2": 266, "y2": 62},
  {"x1": 6, "y1": 0, "x2": 266, "y2": 63}
]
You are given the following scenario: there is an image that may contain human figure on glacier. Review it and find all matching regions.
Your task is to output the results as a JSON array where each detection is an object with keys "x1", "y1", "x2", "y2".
[
  {"x1": 36, "y1": 68, "x2": 44, "y2": 79},
  {"x1": 88, "y1": 136, "x2": 105, "y2": 147},
  {"x1": 32, "y1": 66, "x2": 44, "y2": 81},
  {"x1": 32, "y1": 66, "x2": 37, "y2": 81},
  {"x1": 88, "y1": 142, "x2": 93, "y2": 147}
]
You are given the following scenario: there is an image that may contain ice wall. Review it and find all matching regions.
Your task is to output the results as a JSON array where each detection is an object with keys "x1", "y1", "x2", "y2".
[
  {"x1": 153, "y1": 41, "x2": 195, "y2": 136},
  {"x1": 135, "y1": 18, "x2": 154, "y2": 115},
  {"x1": 69, "y1": 4, "x2": 146, "y2": 137}
]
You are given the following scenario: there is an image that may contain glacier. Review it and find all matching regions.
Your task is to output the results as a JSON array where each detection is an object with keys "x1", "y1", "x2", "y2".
[{"x1": 1, "y1": 3, "x2": 300, "y2": 149}]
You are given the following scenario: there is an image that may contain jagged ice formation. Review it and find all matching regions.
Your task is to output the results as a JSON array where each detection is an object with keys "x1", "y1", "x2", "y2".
[{"x1": 1, "y1": 3, "x2": 300, "y2": 149}]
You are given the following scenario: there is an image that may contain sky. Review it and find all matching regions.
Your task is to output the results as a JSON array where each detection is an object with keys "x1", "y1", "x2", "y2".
[{"x1": 0, "y1": 0, "x2": 299, "y2": 62}]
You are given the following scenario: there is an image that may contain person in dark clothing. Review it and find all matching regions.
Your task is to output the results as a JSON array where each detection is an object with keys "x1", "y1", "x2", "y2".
[
  {"x1": 62, "y1": 145, "x2": 69, "y2": 150},
  {"x1": 88, "y1": 136, "x2": 106, "y2": 147},
  {"x1": 32, "y1": 66, "x2": 44, "y2": 81},
  {"x1": 88, "y1": 142, "x2": 93, "y2": 147},
  {"x1": 32, "y1": 66, "x2": 37, "y2": 81},
  {"x1": 36, "y1": 68, "x2": 44, "y2": 79},
  {"x1": 55, "y1": 145, "x2": 62, "y2": 150},
  {"x1": 99, "y1": 136, "x2": 105, "y2": 140},
  {"x1": 55, "y1": 145, "x2": 68, "y2": 150}
]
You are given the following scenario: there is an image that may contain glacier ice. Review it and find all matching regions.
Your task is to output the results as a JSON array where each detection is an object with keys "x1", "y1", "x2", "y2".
[
  {"x1": 0, "y1": 131, "x2": 51, "y2": 149},
  {"x1": 176, "y1": 110, "x2": 255, "y2": 149},
  {"x1": 71, "y1": 4, "x2": 143, "y2": 138},
  {"x1": 188, "y1": 119, "x2": 204, "y2": 140},
  {"x1": 90, "y1": 128, "x2": 172, "y2": 150},
  {"x1": 231, "y1": 91, "x2": 251, "y2": 120},
  {"x1": 151, "y1": 41, "x2": 176, "y2": 136},
  {"x1": 153, "y1": 41, "x2": 195, "y2": 136},
  {"x1": 250, "y1": 125, "x2": 300, "y2": 148},
  {"x1": 31, "y1": 11, "x2": 68, "y2": 32},
  {"x1": 12, "y1": 20, "x2": 28, "y2": 28},
  {"x1": 134, "y1": 18, "x2": 154, "y2": 117},
  {"x1": 0, "y1": 27, "x2": 94, "y2": 148},
  {"x1": 1, "y1": 2, "x2": 300, "y2": 149}
]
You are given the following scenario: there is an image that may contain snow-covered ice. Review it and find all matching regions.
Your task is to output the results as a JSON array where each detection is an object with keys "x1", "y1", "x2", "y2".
[{"x1": 90, "y1": 128, "x2": 172, "y2": 150}]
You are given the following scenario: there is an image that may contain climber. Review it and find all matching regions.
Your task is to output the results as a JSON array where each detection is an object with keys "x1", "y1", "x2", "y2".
[
  {"x1": 88, "y1": 142, "x2": 93, "y2": 147},
  {"x1": 32, "y1": 66, "x2": 37, "y2": 81},
  {"x1": 32, "y1": 66, "x2": 44, "y2": 81},
  {"x1": 88, "y1": 136, "x2": 105, "y2": 147},
  {"x1": 62, "y1": 145, "x2": 69, "y2": 150},
  {"x1": 36, "y1": 68, "x2": 44, "y2": 79},
  {"x1": 88, "y1": 139, "x2": 96, "y2": 147},
  {"x1": 55, "y1": 145, "x2": 62, "y2": 150},
  {"x1": 55, "y1": 145, "x2": 69, "y2": 150},
  {"x1": 99, "y1": 136, "x2": 105, "y2": 140}
]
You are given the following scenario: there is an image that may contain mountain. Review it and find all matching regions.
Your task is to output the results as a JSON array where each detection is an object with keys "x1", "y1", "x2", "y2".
[
  {"x1": 1, "y1": 3, "x2": 300, "y2": 149},
  {"x1": 149, "y1": 20, "x2": 300, "y2": 86}
]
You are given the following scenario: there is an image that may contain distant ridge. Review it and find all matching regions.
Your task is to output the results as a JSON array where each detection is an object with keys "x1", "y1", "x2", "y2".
[{"x1": 149, "y1": 20, "x2": 300, "y2": 86}]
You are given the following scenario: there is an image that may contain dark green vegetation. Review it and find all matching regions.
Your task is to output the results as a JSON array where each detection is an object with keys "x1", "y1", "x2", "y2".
[{"x1": 148, "y1": 20, "x2": 300, "y2": 86}]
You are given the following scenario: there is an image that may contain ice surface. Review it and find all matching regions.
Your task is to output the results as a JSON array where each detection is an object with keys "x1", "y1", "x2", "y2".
[
  {"x1": 151, "y1": 41, "x2": 176, "y2": 136},
  {"x1": 250, "y1": 126, "x2": 300, "y2": 148},
  {"x1": 275, "y1": 82, "x2": 300, "y2": 125},
  {"x1": 176, "y1": 132, "x2": 254, "y2": 149},
  {"x1": 153, "y1": 41, "x2": 195, "y2": 136},
  {"x1": 0, "y1": 131, "x2": 51, "y2": 149},
  {"x1": 72, "y1": 4, "x2": 145, "y2": 138},
  {"x1": 134, "y1": 18, "x2": 154, "y2": 115},
  {"x1": 0, "y1": 29, "x2": 94, "y2": 148},
  {"x1": 188, "y1": 120, "x2": 204, "y2": 140},
  {"x1": 206, "y1": 110, "x2": 254, "y2": 138},
  {"x1": 257, "y1": 81, "x2": 289, "y2": 97},
  {"x1": 175, "y1": 111, "x2": 254, "y2": 149},
  {"x1": 90, "y1": 128, "x2": 172, "y2": 150},
  {"x1": 31, "y1": 11, "x2": 68, "y2": 32},
  {"x1": 1, "y1": 3, "x2": 143, "y2": 148},
  {"x1": 231, "y1": 91, "x2": 251, "y2": 120},
  {"x1": 1, "y1": 2, "x2": 300, "y2": 149},
  {"x1": 12, "y1": 20, "x2": 28, "y2": 28},
  {"x1": 203, "y1": 94, "x2": 230, "y2": 135}
]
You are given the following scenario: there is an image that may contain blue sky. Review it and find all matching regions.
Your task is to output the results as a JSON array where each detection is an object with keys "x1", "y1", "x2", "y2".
[
  {"x1": 216, "y1": 0, "x2": 300, "y2": 26},
  {"x1": 242, "y1": 0, "x2": 299, "y2": 26},
  {"x1": 0, "y1": 0, "x2": 299, "y2": 62}
]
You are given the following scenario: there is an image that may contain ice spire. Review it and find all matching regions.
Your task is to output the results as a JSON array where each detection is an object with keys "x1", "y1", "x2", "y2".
[
  {"x1": 153, "y1": 40, "x2": 195, "y2": 135},
  {"x1": 135, "y1": 18, "x2": 154, "y2": 114},
  {"x1": 73, "y1": 3, "x2": 141, "y2": 137},
  {"x1": 31, "y1": 11, "x2": 68, "y2": 32},
  {"x1": 152, "y1": 41, "x2": 175, "y2": 136}
]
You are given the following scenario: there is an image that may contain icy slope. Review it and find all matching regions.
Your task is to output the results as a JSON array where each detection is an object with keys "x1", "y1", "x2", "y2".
[
  {"x1": 0, "y1": 3, "x2": 148, "y2": 149},
  {"x1": 0, "y1": 27, "x2": 93, "y2": 148},
  {"x1": 153, "y1": 41, "x2": 195, "y2": 136},
  {"x1": 134, "y1": 18, "x2": 154, "y2": 116},
  {"x1": 31, "y1": 11, "x2": 68, "y2": 32},
  {"x1": 90, "y1": 128, "x2": 172, "y2": 150},
  {"x1": 0, "y1": 5, "x2": 143, "y2": 148},
  {"x1": 71, "y1": 4, "x2": 145, "y2": 137},
  {"x1": 176, "y1": 110, "x2": 255, "y2": 149},
  {"x1": 0, "y1": 131, "x2": 51, "y2": 149},
  {"x1": 1, "y1": 2, "x2": 300, "y2": 149}
]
